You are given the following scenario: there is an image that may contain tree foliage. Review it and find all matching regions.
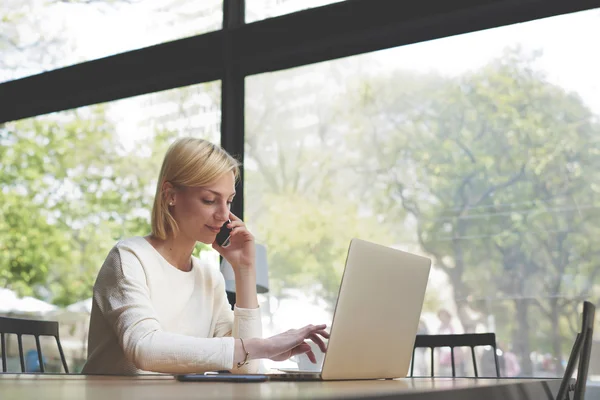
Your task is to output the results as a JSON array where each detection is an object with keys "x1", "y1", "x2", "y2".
[{"x1": 345, "y1": 47, "x2": 600, "y2": 372}]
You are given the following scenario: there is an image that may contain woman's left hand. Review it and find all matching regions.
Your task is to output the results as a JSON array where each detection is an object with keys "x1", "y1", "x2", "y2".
[{"x1": 212, "y1": 212, "x2": 255, "y2": 274}]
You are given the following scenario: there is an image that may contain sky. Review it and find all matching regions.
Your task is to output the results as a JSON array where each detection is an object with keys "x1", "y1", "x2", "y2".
[{"x1": 370, "y1": 8, "x2": 600, "y2": 114}]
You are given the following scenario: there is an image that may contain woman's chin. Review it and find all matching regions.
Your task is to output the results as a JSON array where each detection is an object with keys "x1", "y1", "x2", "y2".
[{"x1": 196, "y1": 236, "x2": 216, "y2": 245}]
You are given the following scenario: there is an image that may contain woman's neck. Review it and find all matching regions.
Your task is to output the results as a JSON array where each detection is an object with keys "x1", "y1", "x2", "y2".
[{"x1": 145, "y1": 234, "x2": 196, "y2": 272}]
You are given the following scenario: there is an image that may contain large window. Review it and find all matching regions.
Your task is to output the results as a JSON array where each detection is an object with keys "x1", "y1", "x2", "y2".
[
  {"x1": 0, "y1": 81, "x2": 220, "y2": 372},
  {"x1": 0, "y1": 0, "x2": 222, "y2": 82},
  {"x1": 246, "y1": 9, "x2": 600, "y2": 375},
  {"x1": 2, "y1": 0, "x2": 599, "y2": 384}
]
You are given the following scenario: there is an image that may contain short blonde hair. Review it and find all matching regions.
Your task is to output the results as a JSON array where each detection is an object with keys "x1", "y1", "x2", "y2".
[{"x1": 151, "y1": 138, "x2": 240, "y2": 239}]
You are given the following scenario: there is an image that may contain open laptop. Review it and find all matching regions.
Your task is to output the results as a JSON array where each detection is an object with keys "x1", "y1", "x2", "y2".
[{"x1": 269, "y1": 238, "x2": 431, "y2": 381}]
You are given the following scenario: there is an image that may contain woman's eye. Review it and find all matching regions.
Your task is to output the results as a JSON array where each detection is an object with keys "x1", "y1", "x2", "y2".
[{"x1": 202, "y1": 199, "x2": 215, "y2": 205}]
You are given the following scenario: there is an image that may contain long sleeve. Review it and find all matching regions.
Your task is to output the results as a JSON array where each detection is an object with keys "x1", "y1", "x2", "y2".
[
  {"x1": 212, "y1": 273, "x2": 263, "y2": 373},
  {"x1": 83, "y1": 239, "x2": 266, "y2": 376},
  {"x1": 94, "y1": 254, "x2": 236, "y2": 374}
]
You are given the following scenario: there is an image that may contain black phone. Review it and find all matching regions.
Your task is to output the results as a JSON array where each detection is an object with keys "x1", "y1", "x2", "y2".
[
  {"x1": 215, "y1": 219, "x2": 232, "y2": 247},
  {"x1": 176, "y1": 373, "x2": 269, "y2": 383}
]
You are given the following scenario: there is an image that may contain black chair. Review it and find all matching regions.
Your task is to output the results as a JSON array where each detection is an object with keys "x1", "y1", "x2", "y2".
[
  {"x1": 0, "y1": 316, "x2": 69, "y2": 373},
  {"x1": 556, "y1": 301, "x2": 595, "y2": 400},
  {"x1": 410, "y1": 333, "x2": 500, "y2": 377}
]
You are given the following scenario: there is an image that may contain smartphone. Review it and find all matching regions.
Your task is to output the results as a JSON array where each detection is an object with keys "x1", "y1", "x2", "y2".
[
  {"x1": 215, "y1": 219, "x2": 232, "y2": 247},
  {"x1": 176, "y1": 373, "x2": 269, "y2": 383}
]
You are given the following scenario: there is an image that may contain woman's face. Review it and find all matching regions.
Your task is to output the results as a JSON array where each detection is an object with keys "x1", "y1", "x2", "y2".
[{"x1": 170, "y1": 171, "x2": 236, "y2": 244}]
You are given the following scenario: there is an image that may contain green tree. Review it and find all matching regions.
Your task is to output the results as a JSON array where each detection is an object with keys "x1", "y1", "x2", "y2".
[
  {"x1": 0, "y1": 105, "x2": 154, "y2": 305},
  {"x1": 251, "y1": 191, "x2": 390, "y2": 308},
  {"x1": 348, "y1": 48, "x2": 600, "y2": 374},
  {"x1": 245, "y1": 63, "x2": 398, "y2": 308}
]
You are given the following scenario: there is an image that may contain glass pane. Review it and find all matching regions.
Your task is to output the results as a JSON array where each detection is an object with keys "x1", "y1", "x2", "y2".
[
  {"x1": 245, "y1": 8, "x2": 600, "y2": 375},
  {"x1": 246, "y1": 0, "x2": 344, "y2": 23},
  {"x1": 0, "y1": 0, "x2": 222, "y2": 82},
  {"x1": 0, "y1": 81, "x2": 220, "y2": 372}
]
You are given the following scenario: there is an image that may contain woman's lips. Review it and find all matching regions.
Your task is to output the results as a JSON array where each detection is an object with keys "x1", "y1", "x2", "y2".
[{"x1": 206, "y1": 225, "x2": 221, "y2": 233}]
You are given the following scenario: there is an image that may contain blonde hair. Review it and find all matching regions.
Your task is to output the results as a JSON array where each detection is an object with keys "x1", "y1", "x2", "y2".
[{"x1": 151, "y1": 138, "x2": 240, "y2": 239}]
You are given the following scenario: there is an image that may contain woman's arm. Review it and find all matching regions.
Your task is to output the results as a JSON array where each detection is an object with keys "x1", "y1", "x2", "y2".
[
  {"x1": 213, "y1": 268, "x2": 263, "y2": 373},
  {"x1": 212, "y1": 213, "x2": 258, "y2": 309},
  {"x1": 232, "y1": 266, "x2": 258, "y2": 309},
  {"x1": 95, "y1": 255, "x2": 241, "y2": 374}
]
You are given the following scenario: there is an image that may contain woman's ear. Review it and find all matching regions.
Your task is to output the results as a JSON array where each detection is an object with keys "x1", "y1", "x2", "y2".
[{"x1": 162, "y1": 181, "x2": 176, "y2": 206}]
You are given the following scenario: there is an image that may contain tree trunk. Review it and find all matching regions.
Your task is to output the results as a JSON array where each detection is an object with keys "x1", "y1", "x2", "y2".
[
  {"x1": 513, "y1": 298, "x2": 533, "y2": 376},
  {"x1": 550, "y1": 298, "x2": 564, "y2": 374},
  {"x1": 453, "y1": 279, "x2": 474, "y2": 331},
  {"x1": 449, "y1": 224, "x2": 474, "y2": 332}
]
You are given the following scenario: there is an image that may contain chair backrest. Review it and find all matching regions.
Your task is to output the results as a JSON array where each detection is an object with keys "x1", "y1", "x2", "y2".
[
  {"x1": 556, "y1": 301, "x2": 596, "y2": 400},
  {"x1": 410, "y1": 333, "x2": 500, "y2": 377},
  {"x1": 0, "y1": 316, "x2": 69, "y2": 373}
]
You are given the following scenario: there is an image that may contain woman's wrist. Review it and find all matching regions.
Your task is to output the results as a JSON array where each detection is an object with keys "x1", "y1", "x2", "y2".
[
  {"x1": 235, "y1": 338, "x2": 268, "y2": 363},
  {"x1": 248, "y1": 338, "x2": 269, "y2": 359},
  {"x1": 233, "y1": 268, "x2": 257, "y2": 288},
  {"x1": 232, "y1": 265, "x2": 256, "y2": 277},
  {"x1": 232, "y1": 265, "x2": 258, "y2": 309}
]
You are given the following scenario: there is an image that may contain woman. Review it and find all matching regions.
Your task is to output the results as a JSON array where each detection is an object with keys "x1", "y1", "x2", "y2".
[{"x1": 82, "y1": 138, "x2": 328, "y2": 375}]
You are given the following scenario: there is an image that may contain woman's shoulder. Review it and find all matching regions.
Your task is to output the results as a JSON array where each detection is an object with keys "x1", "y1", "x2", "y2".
[
  {"x1": 94, "y1": 237, "x2": 150, "y2": 289},
  {"x1": 114, "y1": 236, "x2": 150, "y2": 252},
  {"x1": 100, "y1": 236, "x2": 153, "y2": 272}
]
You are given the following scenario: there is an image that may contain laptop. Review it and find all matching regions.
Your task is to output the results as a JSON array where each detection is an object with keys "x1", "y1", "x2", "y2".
[{"x1": 269, "y1": 238, "x2": 431, "y2": 381}]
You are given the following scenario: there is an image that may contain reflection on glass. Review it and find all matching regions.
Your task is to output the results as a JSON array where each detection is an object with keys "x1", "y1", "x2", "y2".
[
  {"x1": 0, "y1": 81, "x2": 220, "y2": 372},
  {"x1": 0, "y1": 0, "x2": 222, "y2": 82},
  {"x1": 245, "y1": 9, "x2": 600, "y2": 375}
]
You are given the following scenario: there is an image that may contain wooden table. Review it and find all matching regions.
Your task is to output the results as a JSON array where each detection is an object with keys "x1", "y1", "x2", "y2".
[{"x1": 0, "y1": 374, "x2": 565, "y2": 400}]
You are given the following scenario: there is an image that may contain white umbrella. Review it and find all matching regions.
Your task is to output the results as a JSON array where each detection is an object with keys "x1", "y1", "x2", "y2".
[
  {"x1": 66, "y1": 298, "x2": 92, "y2": 314},
  {"x1": 0, "y1": 288, "x2": 57, "y2": 314},
  {"x1": 0, "y1": 288, "x2": 19, "y2": 312},
  {"x1": 16, "y1": 296, "x2": 57, "y2": 313}
]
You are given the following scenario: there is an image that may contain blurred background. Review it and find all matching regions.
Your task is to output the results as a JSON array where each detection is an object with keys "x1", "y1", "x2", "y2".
[{"x1": 0, "y1": 0, "x2": 599, "y2": 380}]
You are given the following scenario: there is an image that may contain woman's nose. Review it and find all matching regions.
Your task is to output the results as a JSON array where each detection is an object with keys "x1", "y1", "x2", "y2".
[{"x1": 215, "y1": 202, "x2": 230, "y2": 221}]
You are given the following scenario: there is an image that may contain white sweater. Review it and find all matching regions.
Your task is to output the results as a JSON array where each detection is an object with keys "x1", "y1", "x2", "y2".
[{"x1": 81, "y1": 236, "x2": 262, "y2": 375}]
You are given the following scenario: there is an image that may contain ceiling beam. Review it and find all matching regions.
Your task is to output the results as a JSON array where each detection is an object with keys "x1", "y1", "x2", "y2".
[{"x1": 1, "y1": 0, "x2": 599, "y2": 123}]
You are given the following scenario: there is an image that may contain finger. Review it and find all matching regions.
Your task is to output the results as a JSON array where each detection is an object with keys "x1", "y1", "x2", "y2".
[
  {"x1": 308, "y1": 333, "x2": 328, "y2": 353},
  {"x1": 228, "y1": 226, "x2": 248, "y2": 236},
  {"x1": 227, "y1": 220, "x2": 245, "y2": 229},
  {"x1": 289, "y1": 344, "x2": 315, "y2": 362},
  {"x1": 308, "y1": 332, "x2": 326, "y2": 348},
  {"x1": 314, "y1": 329, "x2": 330, "y2": 339},
  {"x1": 303, "y1": 324, "x2": 327, "y2": 336},
  {"x1": 211, "y1": 241, "x2": 226, "y2": 255},
  {"x1": 290, "y1": 342, "x2": 311, "y2": 356},
  {"x1": 228, "y1": 228, "x2": 254, "y2": 242},
  {"x1": 228, "y1": 212, "x2": 242, "y2": 222}
]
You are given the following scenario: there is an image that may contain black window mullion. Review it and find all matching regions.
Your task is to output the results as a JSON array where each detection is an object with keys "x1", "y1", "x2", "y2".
[
  {"x1": 221, "y1": 0, "x2": 246, "y2": 309},
  {"x1": 221, "y1": 0, "x2": 246, "y2": 221},
  {"x1": 2, "y1": 0, "x2": 599, "y2": 123}
]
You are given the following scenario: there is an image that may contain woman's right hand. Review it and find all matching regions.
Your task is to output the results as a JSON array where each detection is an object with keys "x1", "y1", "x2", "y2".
[{"x1": 263, "y1": 324, "x2": 329, "y2": 363}]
